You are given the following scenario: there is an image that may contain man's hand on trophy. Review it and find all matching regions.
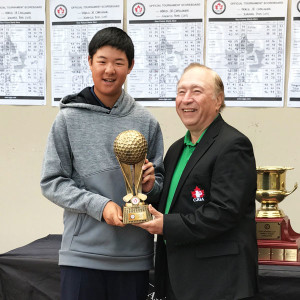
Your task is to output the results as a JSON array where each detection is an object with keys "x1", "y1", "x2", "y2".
[
  {"x1": 103, "y1": 201, "x2": 125, "y2": 227},
  {"x1": 142, "y1": 158, "x2": 155, "y2": 193},
  {"x1": 133, "y1": 204, "x2": 163, "y2": 235}
]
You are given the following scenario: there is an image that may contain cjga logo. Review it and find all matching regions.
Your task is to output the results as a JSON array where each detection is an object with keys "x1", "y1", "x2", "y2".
[
  {"x1": 55, "y1": 5, "x2": 67, "y2": 18},
  {"x1": 212, "y1": 0, "x2": 226, "y2": 15},
  {"x1": 132, "y1": 3, "x2": 145, "y2": 17}
]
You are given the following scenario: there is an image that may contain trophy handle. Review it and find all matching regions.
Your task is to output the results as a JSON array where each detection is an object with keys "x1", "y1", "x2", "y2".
[{"x1": 284, "y1": 183, "x2": 298, "y2": 197}]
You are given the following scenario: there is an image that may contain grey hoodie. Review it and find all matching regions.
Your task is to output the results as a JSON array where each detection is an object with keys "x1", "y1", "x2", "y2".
[{"x1": 41, "y1": 88, "x2": 164, "y2": 271}]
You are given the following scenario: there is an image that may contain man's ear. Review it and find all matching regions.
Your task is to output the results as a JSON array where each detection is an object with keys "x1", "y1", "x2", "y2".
[
  {"x1": 216, "y1": 92, "x2": 224, "y2": 111},
  {"x1": 88, "y1": 55, "x2": 92, "y2": 69},
  {"x1": 128, "y1": 59, "x2": 135, "y2": 74}
]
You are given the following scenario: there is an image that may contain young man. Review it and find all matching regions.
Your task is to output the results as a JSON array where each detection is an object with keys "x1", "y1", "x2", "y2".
[
  {"x1": 136, "y1": 63, "x2": 258, "y2": 300},
  {"x1": 41, "y1": 27, "x2": 164, "y2": 300}
]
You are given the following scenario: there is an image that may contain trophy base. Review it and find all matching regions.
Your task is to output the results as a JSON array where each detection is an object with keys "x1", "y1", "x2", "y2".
[
  {"x1": 123, "y1": 205, "x2": 152, "y2": 224},
  {"x1": 256, "y1": 209, "x2": 285, "y2": 218},
  {"x1": 256, "y1": 201, "x2": 285, "y2": 218},
  {"x1": 256, "y1": 216, "x2": 300, "y2": 265}
]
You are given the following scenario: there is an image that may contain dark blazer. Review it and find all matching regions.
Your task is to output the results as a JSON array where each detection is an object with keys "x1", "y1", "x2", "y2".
[{"x1": 155, "y1": 115, "x2": 258, "y2": 300}]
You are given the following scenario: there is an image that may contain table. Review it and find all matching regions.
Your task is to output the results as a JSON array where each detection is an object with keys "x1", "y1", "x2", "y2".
[{"x1": 1, "y1": 235, "x2": 300, "y2": 300}]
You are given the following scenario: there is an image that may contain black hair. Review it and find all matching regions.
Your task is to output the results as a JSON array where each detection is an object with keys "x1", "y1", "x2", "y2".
[{"x1": 88, "y1": 27, "x2": 134, "y2": 68}]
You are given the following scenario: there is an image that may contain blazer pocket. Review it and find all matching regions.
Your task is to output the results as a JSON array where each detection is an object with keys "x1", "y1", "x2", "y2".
[{"x1": 195, "y1": 241, "x2": 239, "y2": 258}]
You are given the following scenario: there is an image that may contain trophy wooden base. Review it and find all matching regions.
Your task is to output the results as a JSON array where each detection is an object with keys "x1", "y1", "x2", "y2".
[
  {"x1": 256, "y1": 216, "x2": 300, "y2": 265},
  {"x1": 123, "y1": 205, "x2": 152, "y2": 224}
]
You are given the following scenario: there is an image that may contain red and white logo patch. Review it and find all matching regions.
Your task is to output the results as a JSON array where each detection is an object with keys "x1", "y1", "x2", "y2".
[{"x1": 191, "y1": 186, "x2": 205, "y2": 202}]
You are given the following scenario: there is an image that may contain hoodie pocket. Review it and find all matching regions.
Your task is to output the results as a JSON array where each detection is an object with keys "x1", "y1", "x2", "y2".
[{"x1": 73, "y1": 213, "x2": 86, "y2": 236}]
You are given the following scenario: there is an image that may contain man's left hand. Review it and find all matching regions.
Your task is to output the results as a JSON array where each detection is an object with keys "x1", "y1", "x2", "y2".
[
  {"x1": 142, "y1": 158, "x2": 155, "y2": 193},
  {"x1": 134, "y1": 204, "x2": 163, "y2": 235}
]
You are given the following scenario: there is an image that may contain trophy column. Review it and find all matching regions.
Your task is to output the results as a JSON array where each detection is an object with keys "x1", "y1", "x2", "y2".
[
  {"x1": 114, "y1": 130, "x2": 152, "y2": 224},
  {"x1": 255, "y1": 166, "x2": 300, "y2": 265}
]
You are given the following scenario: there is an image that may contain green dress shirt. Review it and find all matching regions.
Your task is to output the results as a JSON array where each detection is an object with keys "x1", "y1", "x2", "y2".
[{"x1": 165, "y1": 129, "x2": 207, "y2": 214}]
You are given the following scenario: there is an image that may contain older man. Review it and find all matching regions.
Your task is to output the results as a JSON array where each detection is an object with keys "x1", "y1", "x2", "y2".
[{"x1": 136, "y1": 63, "x2": 258, "y2": 300}]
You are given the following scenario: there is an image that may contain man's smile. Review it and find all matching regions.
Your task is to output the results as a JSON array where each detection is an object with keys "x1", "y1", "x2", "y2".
[
  {"x1": 183, "y1": 108, "x2": 197, "y2": 112},
  {"x1": 103, "y1": 78, "x2": 116, "y2": 82}
]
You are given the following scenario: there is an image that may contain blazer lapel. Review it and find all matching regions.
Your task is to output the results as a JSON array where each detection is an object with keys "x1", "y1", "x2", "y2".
[
  {"x1": 169, "y1": 115, "x2": 224, "y2": 211},
  {"x1": 159, "y1": 138, "x2": 184, "y2": 212}
]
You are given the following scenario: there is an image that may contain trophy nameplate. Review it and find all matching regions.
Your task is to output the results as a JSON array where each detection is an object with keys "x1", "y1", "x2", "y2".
[
  {"x1": 285, "y1": 249, "x2": 298, "y2": 262},
  {"x1": 258, "y1": 248, "x2": 271, "y2": 260},
  {"x1": 272, "y1": 248, "x2": 284, "y2": 261},
  {"x1": 256, "y1": 221, "x2": 281, "y2": 240},
  {"x1": 256, "y1": 166, "x2": 300, "y2": 265},
  {"x1": 114, "y1": 130, "x2": 152, "y2": 224}
]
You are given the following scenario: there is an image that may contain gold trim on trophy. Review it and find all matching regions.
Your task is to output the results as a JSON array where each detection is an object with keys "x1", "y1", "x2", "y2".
[
  {"x1": 114, "y1": 130, "x2": 152, "y2": 224},
  {"x1": 256, "y1": 166, "x2": 298, "y2": 218}
]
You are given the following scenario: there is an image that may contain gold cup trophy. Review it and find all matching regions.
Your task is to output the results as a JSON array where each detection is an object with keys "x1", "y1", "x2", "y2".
[
  {"x1": 256, "y1": 166, "x2": 300, "y2": 265},
  {"x1": 114, "y1": 130, "x2": 152, "y2": 224}
]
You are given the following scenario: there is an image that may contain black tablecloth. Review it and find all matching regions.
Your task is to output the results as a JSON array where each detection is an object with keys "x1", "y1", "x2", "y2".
[
  {"x1": 258, "y1": 264, "x2": 300, "y2": 300},
  {"x1": 1, "y1": 235, "x2": 300, "y2": 300},
  {"x1": 0, "y1": 235, "x2": 61, "y2": 300}
]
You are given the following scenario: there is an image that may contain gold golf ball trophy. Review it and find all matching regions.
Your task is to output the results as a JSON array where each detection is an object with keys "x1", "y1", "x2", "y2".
[
  {"x1": 114, "y1": 130, "x2": 152, "y2": 224},
  {"x1": 256, "y1": 166, "x2": 300, "y2": 265}
]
